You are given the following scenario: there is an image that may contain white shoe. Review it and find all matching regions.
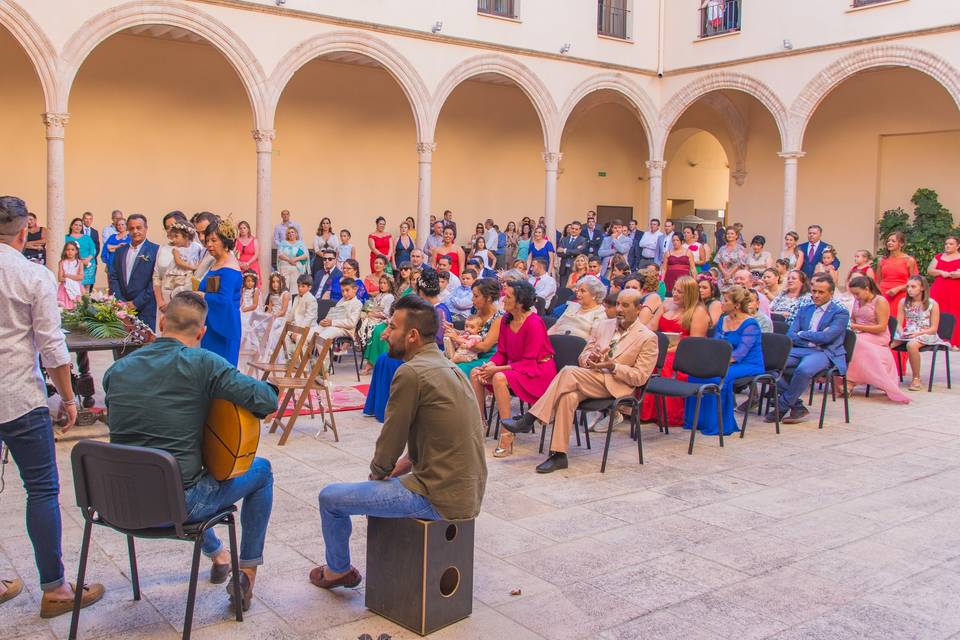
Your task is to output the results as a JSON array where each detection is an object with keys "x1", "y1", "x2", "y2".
[{"x1": 590, "y1": 414, "x2": 624, "y2": 433}]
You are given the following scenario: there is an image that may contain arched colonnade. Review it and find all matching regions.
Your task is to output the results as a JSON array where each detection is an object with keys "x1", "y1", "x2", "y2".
[{"x1": 2, "y1": 0, "x2": 959, "y2": 276}]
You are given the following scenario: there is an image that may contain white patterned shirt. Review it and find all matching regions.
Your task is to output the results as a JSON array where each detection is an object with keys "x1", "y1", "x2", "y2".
[{"x1": 0, "y1": 243, "x2": 71, "y2": 422}]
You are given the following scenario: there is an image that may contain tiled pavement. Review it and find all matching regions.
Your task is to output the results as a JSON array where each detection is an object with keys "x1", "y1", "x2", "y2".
[{"x1": 2, "y1": 350, "x2": 960, "y2": 639}]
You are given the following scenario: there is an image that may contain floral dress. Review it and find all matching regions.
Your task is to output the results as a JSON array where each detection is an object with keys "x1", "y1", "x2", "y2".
[
  {"x1": 897, "y1": 300, "x2": 947, "y2": 346},
  {"x1": 714, "y1": 244, "x2": 748, "y2": 288}
]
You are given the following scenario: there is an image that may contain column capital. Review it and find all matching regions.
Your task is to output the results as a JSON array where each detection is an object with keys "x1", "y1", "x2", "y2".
[
  {"x1": 542, "y1": 151, "x2": 563, "y2": 169},
  {"x1": 645, "y1": 159, "x2": 667, "y2": 175},
  {"x1": 42, "y1": 112, "x2": 69, "y2": 139},
  {"x1": 252, "y1": 128, "x2": 276, "y2": 152},
  {"x1": 778, "y1": 150, "x2": 806, "y2": 161},
  {"x1": 416, "y1": 141, "x2": 437, "y2": 161}
]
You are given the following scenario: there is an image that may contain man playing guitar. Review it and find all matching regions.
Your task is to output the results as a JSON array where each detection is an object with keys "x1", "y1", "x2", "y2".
[{"x1": 103, "y1": 292, "x2": 278, "y2": 612}]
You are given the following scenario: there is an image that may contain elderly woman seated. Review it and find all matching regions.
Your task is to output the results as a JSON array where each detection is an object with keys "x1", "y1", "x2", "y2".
[{"x1": 547, "y1": 275, "x2": 607, "y2": 339}]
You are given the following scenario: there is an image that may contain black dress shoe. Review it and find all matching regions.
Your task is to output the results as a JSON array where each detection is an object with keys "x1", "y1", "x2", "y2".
[
  {"x1": 781, "y1": 406, "x2": 810, "y2": 424},
  {"x1": 503, "y1": 413, "x2": 536, "y2": 434},
  {"x1": 536, "y1": 452, "x2": 568, "y2": 474},
  {"x1": 763, "y1": 408, "x2": 786, "y2": 423}
]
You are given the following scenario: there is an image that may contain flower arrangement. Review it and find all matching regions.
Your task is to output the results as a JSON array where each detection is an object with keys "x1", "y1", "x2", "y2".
[{"x1": 61, "y1": 291, "x2": 144, "y2": 340}]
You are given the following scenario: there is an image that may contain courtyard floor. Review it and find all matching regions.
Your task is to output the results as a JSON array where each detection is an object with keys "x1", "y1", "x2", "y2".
[{"x1": 2, "y1": 350, "x2": 960, "y2": 639}]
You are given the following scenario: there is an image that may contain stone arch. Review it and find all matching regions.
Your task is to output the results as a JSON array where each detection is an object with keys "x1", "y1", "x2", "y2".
[
  {"x1": 557, "y1": 72, "x2": 658, "y2": 158},
  {"x1": 430, "y1": 54, "x2": 558, "y2": 149},
  {"x1": 656, "y1": 72, "x2": 789, "y2": 159},
  {"x1": 790, "y1": 45, "x2": 960, "y2": 150},
  {"x1": 0, "y1": 0, "x2": 57, "y2": 110},
  {"x1": 269, "y1": 31, "x2": 430, "y2": 140},
  {"x1": 60, "y1": 0, "x2": 268, "y2": 127}
]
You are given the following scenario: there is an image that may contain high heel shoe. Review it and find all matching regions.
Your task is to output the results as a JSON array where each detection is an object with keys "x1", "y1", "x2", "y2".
[{"x1": 493, "y1": 433, "x2": 514, "y2": 458}]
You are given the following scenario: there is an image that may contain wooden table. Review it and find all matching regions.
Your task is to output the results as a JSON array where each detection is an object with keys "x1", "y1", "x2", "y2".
[{"x1": 65, "y1": 332, "x2": 144, "y2": 408}]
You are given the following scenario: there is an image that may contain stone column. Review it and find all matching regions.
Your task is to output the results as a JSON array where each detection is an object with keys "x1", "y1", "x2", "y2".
[
  {"x1": 646, "y1": 159, "x2": 667, "y2": 222},
  {"x1": 43, "y1": 112, "x2": 69, "y2": 268},
  {"x1": 543, "y1": 151, "x2": 562, "y2": 242},
  {"x1": 253, "y1": 129, "x2": 275, "y2": 279},
  {"x1": 779, "y1": 151, "x2": 805, "y2": 235},
  {"x1": 416, "y1": 142, "x2": 436, "y2": 243}
]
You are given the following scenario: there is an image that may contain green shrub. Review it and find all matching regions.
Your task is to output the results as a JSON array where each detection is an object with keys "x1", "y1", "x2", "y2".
[{"x1": 877, "y1": 188, "x2": 959, "y2": 275}]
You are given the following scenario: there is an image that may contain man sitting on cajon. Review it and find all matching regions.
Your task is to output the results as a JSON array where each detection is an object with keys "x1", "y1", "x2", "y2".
[
  {"x1": 503, "y1": 289, "x2": 659, "y2": 473},
  {"x1": 310, "y1": 295, "x2": 488, "y2": 589}
]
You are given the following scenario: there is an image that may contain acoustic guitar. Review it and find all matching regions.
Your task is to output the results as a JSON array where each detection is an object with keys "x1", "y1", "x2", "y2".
[{"x1": 203, "y1": 399, "x2": 260, "y2": 481}]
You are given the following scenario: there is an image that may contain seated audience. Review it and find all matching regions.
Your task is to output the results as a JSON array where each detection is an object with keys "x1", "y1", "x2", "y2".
[
  {"x1": 447, "y1": 268, "x2": 477, "y2": 321},
  {"x1": 470, "y1": 280, "x2": 555, "y2": 458},
  {"x1": 766, "y1": 274, "x2": 850, "y2": 424},
  {"x1": 311, "y1": 295, "x2": 487, "y2": 590},
  {"x1": 317, "y1": 277, "x2": 362, "y2": 342},
  {"x1": 285, "y1": 273, "x2": 318, "y2": 336},
  {"x1": 548, "y1": 276, "x2": 607, "y2": 339},
  {"x1": 770, "y1": 269, "x2": 812, "y2": 323},
  {"x1": 445, "y1": 315, "x2": 485, "y2": 363},
  {"x1": 892, "y1": 274, "x2": 948, "y2": 391},
  {"x1": 104, "y1": 292, "x2": 278, "y2": 611},
  {"x1": 528, "y1": 257, "x2": 557, "y2": 308},
  {"x1": 697, "y1": 274, "x2": 723, "y2": 329},
  {"x1": 733, "y1": 269, "x2": 771, "y2": 317},
  {"x1": 504, "y1": 289, "x2": 658, "y2": 472}
]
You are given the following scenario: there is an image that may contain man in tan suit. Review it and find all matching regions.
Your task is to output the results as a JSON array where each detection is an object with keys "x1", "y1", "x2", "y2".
[{"x1": 503, "y1": 289, "x2": 659, "y2": 473}]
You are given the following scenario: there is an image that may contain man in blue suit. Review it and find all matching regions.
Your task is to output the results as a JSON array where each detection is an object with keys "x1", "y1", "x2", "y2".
[
  {"x1": 579, "y1": 212, "x2": 603, "y2": 256},
  {"x1": 311, "y1": 248, "x2": 343, "y2": 300},
  {"x1": 109, "y1": 214, "x2": 159, "y2": 330},
  {"x1": 767, "y1": 273, "x2": 849, "y2": 424},
  {"x1": 797, "y1": 224, "x2": 839, "y2": 279}
]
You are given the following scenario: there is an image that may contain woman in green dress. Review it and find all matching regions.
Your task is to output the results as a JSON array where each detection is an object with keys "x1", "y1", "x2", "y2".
[{"x1": 445, "y1": 277, "x2": 503, "y2": 377}]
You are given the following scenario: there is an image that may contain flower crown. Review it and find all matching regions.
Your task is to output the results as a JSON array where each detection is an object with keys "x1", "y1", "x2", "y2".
[{"x1": 168, "y1": 221, "x2": 194, "y2": 234}]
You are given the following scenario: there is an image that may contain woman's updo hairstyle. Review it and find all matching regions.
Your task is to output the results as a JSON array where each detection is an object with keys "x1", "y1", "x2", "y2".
[
  {"x1": 725, "y1": 285, "x2": 752, "y2": 314},
  {"x1": 416, "y1": 268, "x2": 441, "y2": 298}
]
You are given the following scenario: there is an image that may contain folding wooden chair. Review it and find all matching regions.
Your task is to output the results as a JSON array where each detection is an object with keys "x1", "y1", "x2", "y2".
[
  {"x1": 248, "y1": 322, "x2": 310, "y2": 382},
  {"x1": 268, "y1": 337, "x2": 338, "y2": 445}
]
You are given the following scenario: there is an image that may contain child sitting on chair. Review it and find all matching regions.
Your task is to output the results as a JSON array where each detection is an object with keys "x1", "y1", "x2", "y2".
[
  {"x1": 286, "y1": 273, "x2": 318, "y2": 340},
  {"x1": 444, "y1": 315, "x2": 484, "y2": 363},
  {"x1": 317, "y1": 277, "x2": 362, "y2": 342}
]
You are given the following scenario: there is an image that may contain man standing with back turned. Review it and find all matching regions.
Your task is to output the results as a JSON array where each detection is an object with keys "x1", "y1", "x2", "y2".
[{"x1": 309, "y1": 295, "x2": 487, "y2": 589}]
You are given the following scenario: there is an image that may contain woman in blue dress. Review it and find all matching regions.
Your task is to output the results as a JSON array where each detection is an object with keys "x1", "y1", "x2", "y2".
[
  {"x1": 65, "y1": 217, "x2": 97, "y2": 291},
  {"x1": 525, "y1": 225, "x2": 556, "y2": 275},
  {"x1": 198, "y1": 218, "x2": 243, "y2": 366},
  {"x1": 100, "y1": 218, "x2": 130, "y2": 279},
  {"x1": 362, "y1": 270, "x2": 451, "y2": 422},
  {"x1": 684, "y1": 285, "x2": 764, "y2": 436}
]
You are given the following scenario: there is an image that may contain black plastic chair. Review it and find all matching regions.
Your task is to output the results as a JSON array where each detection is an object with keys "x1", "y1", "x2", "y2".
[
  {"x1": 772, "y1": 320, "x2": 789, "y2": 335},
  {"x1": 636, "y1": 338, "x2": 733, "y2": 455},
  {"x1": 535, "y1": 335, "x2": 588, "y2": 452},
  {"x1": 735, "y1": 333, "x2": 792, "y2": 437},
  {"x1": 534, "y1": 296, "x2": 547, "y2": 316},
  {"x1": 784, "y1": 330, "x2": 856, "y2": 428},
  {"x1": 547, "y1": 287, "x2": 576, "y2": 314},
  {"x1": 893, "y1": 312, "x2": 954, "y2": 392},
  {"x1": 543, "y1": 316, "x2": 558, "y2": 330},
  {"x1": 771, "y1": 313, "x2": 787, "y2": 323},
  {"x1": 578, "y1": 331, "x2": 670, "y2": 473},
  {"x1": 69, "y1": 441, "x2": 242, "y2": 640}
]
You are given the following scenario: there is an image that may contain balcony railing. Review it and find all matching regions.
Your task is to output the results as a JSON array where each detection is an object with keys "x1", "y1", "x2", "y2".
[
  {"x1": 597, "y1": 2, "x2": 630, "y2": 39},
  {"x1": 478, "y1": 0, "x2": 518, "y2": 19},
  {"x1": 699, "y1": 0, "x2": 741, "y2": 38}
]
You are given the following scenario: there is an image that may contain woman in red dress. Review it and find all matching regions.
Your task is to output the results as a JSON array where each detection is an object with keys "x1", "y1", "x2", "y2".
[
  {"x1": 234, "y1": 220, "x2": 260, "y2": 280},
  {"x1": 471, "y1": 280, "x2": 556, "y2": 457},
  {"x1": 640, "y1": 275, "x2": 710, "y2": 427},
  {"x1": 367, "y1": 216, "x2": 393, "y2": 274},
  {"x1": 662, "y1": 233, "x2": 696, "y2": 293},
  {"x1": 929, "y1": 235, "x2": 960, "y2": 347},
  {"x1": 877, "y1": 231, "x2": 918, "y2": 320},
  {"x1": 432, "y1": 226, "x2": 465, "y2": 276}
]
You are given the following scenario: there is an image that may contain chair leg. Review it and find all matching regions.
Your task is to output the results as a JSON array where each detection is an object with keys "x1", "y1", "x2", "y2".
[
  {"x1": 68, "y1": 520, "x2": 93, "y2": 640},
  {"x1": 865, "y1": 384, "x2": 871, "y2": 398},
  {"x1": 818, "y1": 375, "x2": 830, "y2": 429},
  {"x1": 634, "y1": 401, "x2": 643, "y2": 465},
  {"x1": 183, "y1": 536, "x2": 204, "y2": 640},
  {"x1": 352, "y1": 342, "x2": 361, "y2": 382},
  {"x1": 227, "y1": 516, "x2": 243, "y2": 623},
  {"x1": 278, "y1": 387, "x2": 313, "y2": 446},
  {"x1": 896, "y1": 351, "x2": 903, "y2": 381},
  {"x1": 946, "y1": 350, "x2": 952, "y2": 389},
  {"x1": 659, "y1": 395, "x2": 669, "y2": 434},
  {"x1": 716, "y1": 390, "x2": 724, "y2": 449},
  {"x1": 539, "y1": 416, "x2": 548, "y2": 454},
  {"x1": 269, "y1": 390, "x2": 295, "y2": 434},
  {"x1": 573, "y1": 412, "x2": 581, "y2": 447},
  {"x1": 740, "y1": 383, "x2": 755, "y2": 439},
  {"x1": 842, "y1": 375, "x2": 850, "y2": 423},
  {"x1": 929, "y1": 349, "x2": 938, "y2": 393},
  {"x1": 600, "y1": 406, "x2": 616, "y2": 473},
  {"x1": 687, "y1": 395, "x2": 701, "y2": 455},
  {"x1": 582, "y1": 411, "x2": 591, "y2": 450},
  {"x1": 808, "y1": 379, "x2": 815, "y2": 406},
  {"x1": 127, "y1": 535, "x2": 141, "y2": 601}
]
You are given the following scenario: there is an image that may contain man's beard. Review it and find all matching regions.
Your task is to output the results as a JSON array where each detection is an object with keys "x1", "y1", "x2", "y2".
[{"x1": 387, "y1": 341, "x2": 406, "y2": 360}]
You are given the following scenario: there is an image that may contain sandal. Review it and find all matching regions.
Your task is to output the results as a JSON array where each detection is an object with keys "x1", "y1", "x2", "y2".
[
  {"x1": 309, "y1": 565, "x2": 362, "y2": 590},
  {"x1": 0, "y1": 578, "x2": 23, "y2": 605},
  {"x1": 908, "y1": 378, "x2": 923, "y2": 391}
]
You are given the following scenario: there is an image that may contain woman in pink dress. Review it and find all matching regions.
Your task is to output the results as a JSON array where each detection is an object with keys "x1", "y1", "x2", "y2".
[
  {"x1": 928, "y1": 235, "x2": 960, "y2": 347},
  {"x1": 234, "y1": 220, "x2": 260, "y2": 279},
  {"x1": 470, "y1": 280, "x2": 555, "y2": 457},
  {"x1": 367, "y1": 216, "x2": 393, "y2": 273},
  {"x1": 844, "y1": 276, "x2": 910, "y2": 403}
]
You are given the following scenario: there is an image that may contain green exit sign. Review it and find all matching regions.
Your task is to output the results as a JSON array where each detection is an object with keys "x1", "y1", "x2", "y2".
[{"x1": 598, "y1": 171, "x2": 607, "y2": 177}]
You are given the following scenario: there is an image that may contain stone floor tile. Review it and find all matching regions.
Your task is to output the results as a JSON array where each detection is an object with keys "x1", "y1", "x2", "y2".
[
  {"x1": 503, "y1": 537, "x2": 633, "y2": 586},
  {"x1": 862, "y1": 567, "x2": 960, "y2": 636},
  {"x1": 681, "y1": 501, "x2": 779, "y2": 532},
  {"x1": 471, "y1": 550, "x2": 560, "y2": 607},
  {"x1": 791, "y1": 539, "x2": 937, "y2": 592},
  {"x1": 665, "y1": 593, "x2": 791, "y2": 640},
  {"x1": 582, "y1": 487, "x2": 692, "y2": 523},
  {"x1": 597, "y1": 609, "x2": 724, "y2": 640},
  {"x1": 584, "y1": 562, "x2": 706, "y2": 612},
  {"x1": 687, "y1": 529, "x2": 815, "y2": 576},
  {"x1": 495, "y1": 581, "x2": 638, "y2": 640},
  {"x1": 766, "y1": 601, "x2": 941, "y2": 640},
  {"x1": 644, "y1": 551, "x2": 750, "y2": 590},
  {"x1": 649, "y1": 474, "x2": 766, "y2": 506},
  {"x1": 591, "y1": 514, "x2": 733, "y2": 562},
  {"x1": 513, "y1": 505, "x2": 628, "y2": 541}
]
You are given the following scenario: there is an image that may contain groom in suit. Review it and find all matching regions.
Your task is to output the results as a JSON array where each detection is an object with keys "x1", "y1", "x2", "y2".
[
  {"x1": 503, "y1": 289, "x2": 659, "y2": 473},
  {"x1": 797, "y1": 224, "x2": 839, "y2": 279},
  {"x1": 767, "y1": 273, "x2": 849, "y2": 424},
  {"x1": 108, "y1": 214, "x2": 159, "y2": 329}
]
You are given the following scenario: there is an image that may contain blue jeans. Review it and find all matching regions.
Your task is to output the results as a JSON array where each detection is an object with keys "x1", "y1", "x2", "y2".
[
  {"x1": 318, "y1": 478, "x2": 442, "y2": 574},
  {"x1": 184, "y1": 457, "x2": 273, "y2": 567},
  {"x1": 778, "y1": 348, "x2": 831, "y2": 411},
  {"x1": 0, "y1": 407, "x2": 64, "y2": 591}
]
